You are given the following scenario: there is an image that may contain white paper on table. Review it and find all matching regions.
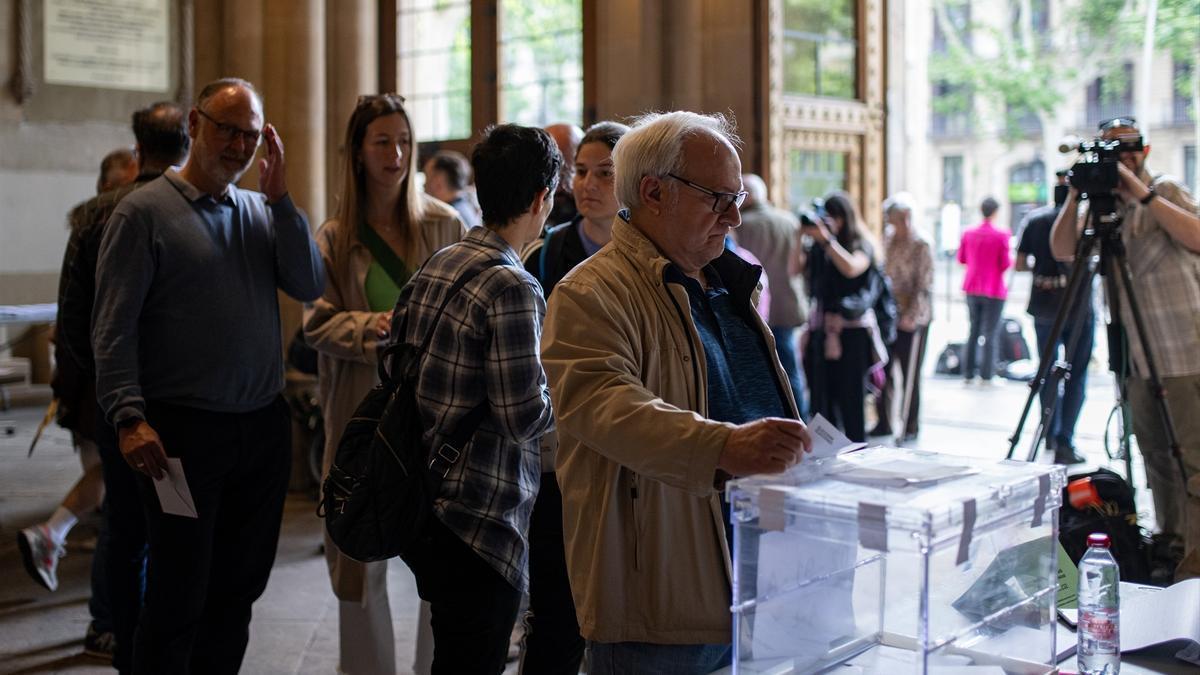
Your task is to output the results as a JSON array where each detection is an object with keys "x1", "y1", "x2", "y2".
[
  {"x1": 1120, "y1": 579, "x2": 1199, "y2": 653},
  {"x1": 807, "y1": 413, "x2": 867, "y2": 459},
  {"x1": 153, "y1": 457, "x2": 198, "y2": 518}
]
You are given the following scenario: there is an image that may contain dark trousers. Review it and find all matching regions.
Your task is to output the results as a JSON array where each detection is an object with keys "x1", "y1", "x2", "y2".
[
  {"x1": 521, "y1": 473, "x2": 585, "y2": 675},
  {"x1": 1033, "y1": 314, "x2": 1095, "y2": 450},
  {"x1": 771, "y1": 325, "x2": 809, "y2": 419},
  {"x1": 403, "y1": 518, "x2": 523, "y2": 675},
  {"x1": 874, "y1": 326, "x2": 930, "y2": 436},
  {"x1": 806, "y1": 327, "x2": 871, "y2": 442},
  {"x1": 132, "y1": 397, "x2": 291, "y2": 675},
  {"x1": 89, "y1": 459, "x2": 112, "y2": 635},
  {"x1": 95, "y1": 412, "x2": 147, "y2": 674},
  {"x1": 965, "y1": 294, "x2": 1004, "y2": 380}
]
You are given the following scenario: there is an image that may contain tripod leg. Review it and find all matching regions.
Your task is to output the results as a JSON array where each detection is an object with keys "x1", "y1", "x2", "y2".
[
  {"x1": 1108, "y1": 251, "x2": 1187, "y2": 481},
  {"x1": 1007, "y1": 232, "x2": 1099, "y2": 460}
]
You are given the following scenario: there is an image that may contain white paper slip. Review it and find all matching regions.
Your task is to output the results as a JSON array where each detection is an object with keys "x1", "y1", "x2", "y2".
[
  {"x1": 828, "y1": 458, "x2": 976, "y2": 488},
  {"x1": 153, "y1": 457, "x2": 198, "y2": 518},
  {"x1": 808, "y1": 413, "x2": 867, "y2": 459}
]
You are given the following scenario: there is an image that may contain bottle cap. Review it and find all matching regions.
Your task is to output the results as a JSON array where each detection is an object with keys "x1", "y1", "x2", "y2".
[{"x1": 1087, "y1": 532, "x2": 1111, "y2": 548}]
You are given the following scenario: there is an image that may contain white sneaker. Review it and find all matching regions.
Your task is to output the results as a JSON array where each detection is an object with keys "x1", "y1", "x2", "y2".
[{"x1": 17, "y1": 525, "x2": 64, "y2": 591}]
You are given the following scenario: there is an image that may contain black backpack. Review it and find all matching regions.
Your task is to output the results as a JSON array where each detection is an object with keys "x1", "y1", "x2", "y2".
[
  {"x1": 935, "y1": 342, "x2": 965, "y2": 375},
  {"x1": 319, "y1": 260, "x2": 500, "y2": 562},
  {"x1": 997, "y1": 316, "x2": 1032, "y2": 365},
  {"x1": 872, "y1": 268, "x2": 899, "y2": 346},
  {"x1": 839, "y1": 264, "x2": 898, "y2": 345},
  {"x1": 1058, "y1": 467, "x2": 1153, "y2": 583}
]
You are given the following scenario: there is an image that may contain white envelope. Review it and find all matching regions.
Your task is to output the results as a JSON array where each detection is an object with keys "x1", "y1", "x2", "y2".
[{"x1": 153, "y1": 457, "x2": 198, "y2": 518}]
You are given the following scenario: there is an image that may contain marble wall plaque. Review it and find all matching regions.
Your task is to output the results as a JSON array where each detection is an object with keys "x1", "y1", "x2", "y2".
[{"x1": 43, "y1": 0, "x2": 170, "y2": 92}]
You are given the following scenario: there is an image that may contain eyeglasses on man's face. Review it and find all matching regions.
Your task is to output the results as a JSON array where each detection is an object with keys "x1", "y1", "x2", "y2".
[
  {"x1": 666, "y1": 173, "x2": 748, "y2": 214},
  {"x1": 196, "y1": 107, "x2": 262, "y2": 147}
]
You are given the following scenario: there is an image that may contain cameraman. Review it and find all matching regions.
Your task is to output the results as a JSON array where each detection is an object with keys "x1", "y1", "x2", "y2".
[{"x1": 1050, "y1": 117, "x2": 1200, "y2": 582}]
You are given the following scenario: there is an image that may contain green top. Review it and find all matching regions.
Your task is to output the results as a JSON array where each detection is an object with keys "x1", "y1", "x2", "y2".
[
  {"x1": 358, "y1": 219, "x2": 412, "y2": 311},
  {"x1": 364, "y1": 261, "x2": 404, "y2": 312}
]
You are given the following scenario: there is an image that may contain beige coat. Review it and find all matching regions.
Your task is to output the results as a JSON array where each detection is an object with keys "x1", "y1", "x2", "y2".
[
  {"x1": 303, "y1": 199, "x2": 464, "y2": 601},
  {"x1": 541, "y1": 216, "x2": 798, "y2": 644}
]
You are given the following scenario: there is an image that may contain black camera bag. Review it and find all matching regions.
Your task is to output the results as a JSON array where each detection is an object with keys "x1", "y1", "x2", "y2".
[{"x1": 1059, "y1": 467, "x2": 1153, "y2": 583}]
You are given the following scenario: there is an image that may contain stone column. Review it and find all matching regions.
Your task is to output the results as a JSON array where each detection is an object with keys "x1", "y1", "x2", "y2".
[
  {"x1": 223, "y1": 0, "x2": 265, "y2": 87},
  {"x1": 263, "y1": 0, "x2": 325, "y2": 222},
  {"x1": 325, "y1": 0, "x2": 379, "y2": 216},
  {"x1": 262, "y1": 0, "x2": 326, "y2": 353},
  {"x1": 662, "y1": 0, "x2": 703, "y2": 111},
  {"x1": 191, "y1": 0, "x2": 226, "y2": 91}
]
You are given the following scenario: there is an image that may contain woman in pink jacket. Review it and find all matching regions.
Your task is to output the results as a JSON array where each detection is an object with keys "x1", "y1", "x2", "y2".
[{"x1": 957, "y1": 196, "x2": 1012, "y2": 382}]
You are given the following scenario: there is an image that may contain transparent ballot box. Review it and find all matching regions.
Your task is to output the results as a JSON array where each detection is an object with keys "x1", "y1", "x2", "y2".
[{"x1": 728, "y1": 447, "x2": 1067, "y2": 674}]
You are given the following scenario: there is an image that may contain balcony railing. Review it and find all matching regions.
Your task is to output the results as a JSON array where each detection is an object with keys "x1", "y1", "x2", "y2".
[
  {"x1": 931, "y1": 113, "x2": 972, "y2": 138},
  {"x1": 1172, "y1": 96, "x2": 1195, "y2": 126},
  {"x1": 1085, "y1": 100, "x2": 1133, "y2": 128},
  {"x1": 1009, "y1": 110, "x2": 1042, "y2": 136}
]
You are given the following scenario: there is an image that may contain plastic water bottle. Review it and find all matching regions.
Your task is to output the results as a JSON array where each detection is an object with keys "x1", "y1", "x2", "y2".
[{"x1": 1077, "y1": 532, "x2": 1120, "y2": 674}]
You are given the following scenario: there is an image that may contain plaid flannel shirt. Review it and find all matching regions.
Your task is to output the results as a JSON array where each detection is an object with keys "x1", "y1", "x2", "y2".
[
  {"x1": 1108, "y1": 173, "x2": 1200, "y2": 378},
  {"x1": 391, "y1": 226, "x2": 554, "y2": 591}
]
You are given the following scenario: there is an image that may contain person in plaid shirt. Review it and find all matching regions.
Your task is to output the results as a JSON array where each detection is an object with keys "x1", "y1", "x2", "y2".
[{"x1": 390, "y1": 124, "x2": 559, "y2": 673}]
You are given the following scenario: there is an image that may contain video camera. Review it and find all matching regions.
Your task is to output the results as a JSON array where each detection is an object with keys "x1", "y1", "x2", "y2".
[{"x1": 1062, "y1": 136, "x2": 1142, "y2": 199}]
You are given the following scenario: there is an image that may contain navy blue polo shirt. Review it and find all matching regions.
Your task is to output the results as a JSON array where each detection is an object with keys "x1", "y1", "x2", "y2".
[{"x1": 668, "y1": 265, "x2": 789, "y2": 426}]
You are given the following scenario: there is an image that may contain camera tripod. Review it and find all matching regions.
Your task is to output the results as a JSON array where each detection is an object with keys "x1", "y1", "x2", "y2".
[{"x1": 1006, "y1": 198, "x2": 1187, "y2": 487}]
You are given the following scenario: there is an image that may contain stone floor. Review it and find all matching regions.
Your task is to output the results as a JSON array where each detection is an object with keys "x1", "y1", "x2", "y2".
[{"x1": 0, "y1": 272, "x2": 1161, "y2": 673}]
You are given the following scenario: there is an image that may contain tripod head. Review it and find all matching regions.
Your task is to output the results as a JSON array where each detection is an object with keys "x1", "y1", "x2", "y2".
[{"x1": 1078, "y1": 192, "x2": 1125, "y2": 261}]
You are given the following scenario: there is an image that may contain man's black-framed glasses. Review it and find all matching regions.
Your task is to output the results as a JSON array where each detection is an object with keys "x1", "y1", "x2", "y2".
[
  {"x1": 196, "y1": 107, "x2": 262, "y2": 147},
  {"x1": 666, "y1": 173, "x2": 748, "y2": 213}
]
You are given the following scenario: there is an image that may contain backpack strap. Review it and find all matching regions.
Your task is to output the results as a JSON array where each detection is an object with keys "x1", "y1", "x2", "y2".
[
  {"x1": 537, "y1": 237, "x2": 550, "y2": 285},
  {"x1": 380, "y1": 258, "x2": 506, "y2": 479},
  {"x1": 358, "y1": 219, "x2": 412, "y2": 288},
  {"x1": 378, "y1": 258, "x2": 504, "y2": 382}
]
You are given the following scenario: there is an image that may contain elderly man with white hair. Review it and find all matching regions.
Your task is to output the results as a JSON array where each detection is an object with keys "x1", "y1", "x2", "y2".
[
  {"x1": 869, "y1": 192, "x2": 934, "y2": 442},
  {"x1": 540, "y1": 111, "x2": 811, "y2": 673}
]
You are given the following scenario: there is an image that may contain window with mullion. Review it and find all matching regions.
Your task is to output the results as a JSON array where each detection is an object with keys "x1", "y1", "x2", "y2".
[
  {"x1": 499, "y1": 0, "x2": 583, "y2": 127},
  {"x1": 395, "y1": 0, "x2": 584, "y2": 144},
  {"x1": 782, "y1": 0, "x2": 858, "y2": 99},
  {"x1": 397, "y1": 0, "x2": 473, "y2": 142}
]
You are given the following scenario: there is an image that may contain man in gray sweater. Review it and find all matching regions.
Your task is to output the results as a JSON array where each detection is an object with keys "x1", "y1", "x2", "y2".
[{"x1": 92, "y1": 78, "x2": 324, "y2": 674}]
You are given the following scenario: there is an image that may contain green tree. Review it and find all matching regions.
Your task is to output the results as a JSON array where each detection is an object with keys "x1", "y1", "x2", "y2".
[
  {"x1": 930, "y1": 0, "x2": 1198, "y2": 192},
  {"x1": 500, "y1": 0, "x2": 582, "y2": 125}
]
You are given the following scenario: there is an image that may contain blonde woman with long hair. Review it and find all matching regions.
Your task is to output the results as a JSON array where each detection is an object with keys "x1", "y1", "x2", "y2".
[{"x1": 304, "y1": 94, "x2": 464, "y2": 675}]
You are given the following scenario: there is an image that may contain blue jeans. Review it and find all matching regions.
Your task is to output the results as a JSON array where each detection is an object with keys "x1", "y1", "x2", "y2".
[
  {"x1": 770, "y1": 325, "x2": 808, "y2": 420},
  {"x1": 588, "y1": 641, "x2": 732, "y2": 675},
  {"x1": 1033, "y1": 314, "x2": 1095, "y2": 450},
  {"x1": 965, "y1": 295, "x2": 1004, "y2": 380}
]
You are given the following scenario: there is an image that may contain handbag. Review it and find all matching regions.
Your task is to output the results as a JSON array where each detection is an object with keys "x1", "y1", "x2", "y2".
[{"x1": 839, "y1": 265, "x2": 898, "y2": 345}]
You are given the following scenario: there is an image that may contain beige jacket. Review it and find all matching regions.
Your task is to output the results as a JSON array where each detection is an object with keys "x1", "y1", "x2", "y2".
[
  {"x1": 541, "y1": 216, "x2": 798, "y2": 644},
  {"x1": 302, "y1": 199, "x2": 464, "y2": 601}
]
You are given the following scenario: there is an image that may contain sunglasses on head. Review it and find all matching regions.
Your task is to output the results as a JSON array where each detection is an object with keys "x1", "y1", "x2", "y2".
[{"x1": 357, "y1": 93, "x2": 407, "y2": 106}]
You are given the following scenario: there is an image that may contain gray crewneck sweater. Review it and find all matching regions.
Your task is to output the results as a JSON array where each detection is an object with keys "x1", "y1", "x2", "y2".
[{"x1": 93, "y1": 170, "x2": 324, "y2": 425}]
